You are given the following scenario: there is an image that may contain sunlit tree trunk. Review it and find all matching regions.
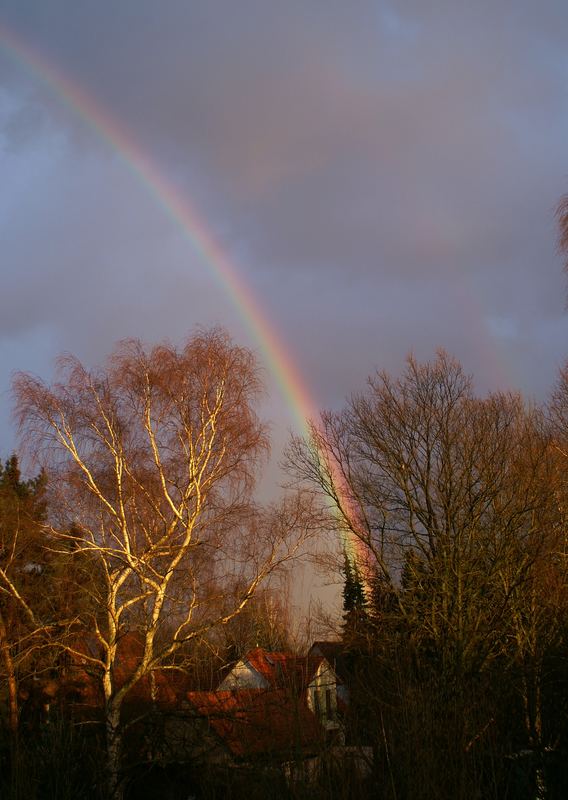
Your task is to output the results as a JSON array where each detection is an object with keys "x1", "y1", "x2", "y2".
[{"x1": 105, "y1": 697, "x2": 123, "y2": 800}]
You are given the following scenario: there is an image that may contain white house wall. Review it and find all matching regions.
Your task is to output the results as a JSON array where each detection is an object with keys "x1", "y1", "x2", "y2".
[{"x1": 307, "y1": 661, "x2": 339, "y2": 729}]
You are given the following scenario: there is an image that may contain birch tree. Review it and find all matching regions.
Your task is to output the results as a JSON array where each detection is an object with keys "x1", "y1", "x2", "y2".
[{"x1": 14, "y1": 329, "x2": 310, "y2": 799}]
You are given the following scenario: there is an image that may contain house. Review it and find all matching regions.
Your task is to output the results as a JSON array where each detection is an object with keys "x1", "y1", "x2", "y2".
[
  {"x1": 218, "y1": 647, "x2": 341, "y2": 734},
  {"x1": 20, "y1": 640, "x2": 349, "y2": 759},
  {"x1": 185, "y1": 646, "x2": 370, "y2": 784},
  {"x1": 19, "y1": 639, "x2": 371, "y2": 795},
  {"x1": 308, "y1": 640, "x2": 351, "y2": 705},
  {"x1": 123, "y1": 648, "x2": 342, "y2": 770}
]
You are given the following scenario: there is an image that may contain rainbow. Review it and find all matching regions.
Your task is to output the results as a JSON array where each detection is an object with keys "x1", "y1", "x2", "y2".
[
  {"x1": 0, "y1": 22, "x2": 371, "y2": 578},
  {"x1": 0, "y1": 22, "x2": 315, "y2": 434}
]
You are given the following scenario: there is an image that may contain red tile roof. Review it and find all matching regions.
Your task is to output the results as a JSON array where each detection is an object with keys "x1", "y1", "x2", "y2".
[
  {"x1": 185, "y1": 689, "x2": 323, "y2": 759},
  {"x1": 239, "y1": 648, "x2": 325, "y2": 691}
]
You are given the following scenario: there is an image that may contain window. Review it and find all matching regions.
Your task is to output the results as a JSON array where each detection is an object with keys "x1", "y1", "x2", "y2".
[{"x1": 325, "y1": 688, "x2": 334, "y2": 718}]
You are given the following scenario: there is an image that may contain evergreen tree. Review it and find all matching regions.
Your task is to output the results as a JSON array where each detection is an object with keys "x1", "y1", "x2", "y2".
[
  {"x1": 0, "y1": 454, "x2": 48, "y2": 736},
  {"x1": 342, "y1": 549, "x2": 368, "y2": 639}
]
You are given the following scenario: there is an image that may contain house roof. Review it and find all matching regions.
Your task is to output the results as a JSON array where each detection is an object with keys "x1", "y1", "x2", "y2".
[
  {"x1": 185, "y1": 689, "x2": 323, "y2": 759},
  {"x1": 237, "y1": 647, "x2": 327, "y2": 691},
  {"x1": 309, "y1": 641, "x2": 343, "y2": 660}
]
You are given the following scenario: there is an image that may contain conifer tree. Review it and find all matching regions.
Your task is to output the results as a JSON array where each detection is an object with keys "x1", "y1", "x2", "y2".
[
  {"x1": 0, "y1": 455, "x2": 47, "y2": 735},
  {"x1": 342, "y1": 549, "x2": 368, "y2": 639}
]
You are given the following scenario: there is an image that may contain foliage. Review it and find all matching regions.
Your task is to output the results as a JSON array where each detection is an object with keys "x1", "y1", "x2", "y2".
[{"x1": 0, "y1": 455, "x2": 50, "y2": 736}]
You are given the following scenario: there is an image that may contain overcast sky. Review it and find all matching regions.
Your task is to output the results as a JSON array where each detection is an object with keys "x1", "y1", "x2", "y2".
[{"x1": 1, "y1": 1, "x2": 568, "y2": 493}]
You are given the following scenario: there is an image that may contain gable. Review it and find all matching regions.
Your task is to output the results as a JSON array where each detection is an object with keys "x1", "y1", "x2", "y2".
[
  {"x1": 218, "y1": 658, "x2": 270, "y2": 690},
  {"x1": 308, "y1": 659, "x2": 336, "y2": 690}
]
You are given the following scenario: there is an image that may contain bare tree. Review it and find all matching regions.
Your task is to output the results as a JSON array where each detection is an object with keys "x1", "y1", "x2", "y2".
[
  {"x1": 288, "y1": 353, "x2": 551, "y2": 668},
  {"x1": 219, "y1": 581, "x2": 294, "y2": 660},
  {"x1": 14, "y1": 329, "x2": 311, "y2": 799},
  {"x1": 287, "y1": 352, "x2": 561, "y2": 797}
]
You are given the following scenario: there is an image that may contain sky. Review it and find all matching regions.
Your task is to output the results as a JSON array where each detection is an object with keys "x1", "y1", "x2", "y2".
[{"x1": 1, "y1": 2, "x2": 568, "y2": 502}]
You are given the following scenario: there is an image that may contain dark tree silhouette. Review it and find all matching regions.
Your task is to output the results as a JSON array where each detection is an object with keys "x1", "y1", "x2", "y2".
[
  {"x1": 557, "y1": 194, "x2": 568, "y2": 272},
  {"x1": 0, "y1": 455, "x2": 47, "y2": 736}
]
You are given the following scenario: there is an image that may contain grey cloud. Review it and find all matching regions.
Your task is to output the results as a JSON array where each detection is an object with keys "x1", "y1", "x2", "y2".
[{"x1": 1, "y1": 0, "x2": 568, "y2": 467}]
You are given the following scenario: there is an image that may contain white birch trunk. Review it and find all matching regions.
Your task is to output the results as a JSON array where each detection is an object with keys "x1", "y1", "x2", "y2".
[{"x1": 105, "y1": 700, "x2": 124, "y2": 800}]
